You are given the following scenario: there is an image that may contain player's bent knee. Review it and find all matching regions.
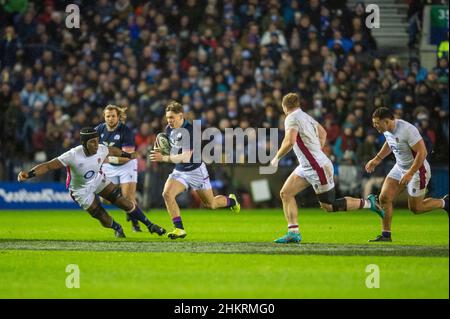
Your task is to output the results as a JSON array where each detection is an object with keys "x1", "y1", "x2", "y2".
[
  {"x1": 378, "y1": 194, "x2": 392, "y2": 205},
  {"x1": 320, "y1": 202, "x2": 333, "y2": 212},
  {"x1": 105, "y1": 186, "x2": 123, "y2": 204},
  {"x1": 203, "y1": 202, "x2": 216, "y2": 209},
  {"x1": 88, "y1": 205, "x2": 109, "y2": 227},
  {"x1": 279, "y1": 189, "x2": 293, "y2": 201},
  {"x1": 162, "y1": 190, "x2": 174, "y2": 201},
  {"x1": 409, "y1": 205, "x2": 422, "y2": 214}
]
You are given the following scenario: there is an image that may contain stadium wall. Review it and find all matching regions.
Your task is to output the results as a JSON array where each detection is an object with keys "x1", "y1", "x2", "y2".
[{"x1": 1, "y1": 166, "x2": 447, "y2": 210}]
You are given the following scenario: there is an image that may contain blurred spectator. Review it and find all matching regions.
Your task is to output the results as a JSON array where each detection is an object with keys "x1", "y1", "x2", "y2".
[
  {"x1": 356, "y1": 129, "x2": 385, "y2": 198},
  {"x1": 336, "y1": 150, "x2": 361, "y2": 197},
  {"x1": 437, "y1": 31, "x2": 448, "y2": 59}
]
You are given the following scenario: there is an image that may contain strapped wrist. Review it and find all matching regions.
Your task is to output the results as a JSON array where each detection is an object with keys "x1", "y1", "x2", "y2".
[
  {"x1": 27, "y1": 169, "x2": 36, "y2": 178},
  {"x1": 121, "y1": 151, "x2": 131, "y2": 158},
  {"x1": 108, "y1": 156, "x2": 120, "y2": 164}
]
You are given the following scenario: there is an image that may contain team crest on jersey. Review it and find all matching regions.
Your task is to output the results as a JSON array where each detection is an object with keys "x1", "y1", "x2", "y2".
[
  {"x1": 176, "y1": 133, "x2": 182, "y2": 140},
  {"x1": 412, "y1": 188, "x2": 416, "y2": 193},
  {"x1": 396, "y1": 137, "x2": 399, "y2": 143},
  {"x1": 98, "y1": 158, "x2": 101, "y2": 164},
  {"x1": 114, "y1": 134, "x2": 120, "y2": 140},
  {"x1": 101, "y1": 134, "x2": 104, "y2": 138}
]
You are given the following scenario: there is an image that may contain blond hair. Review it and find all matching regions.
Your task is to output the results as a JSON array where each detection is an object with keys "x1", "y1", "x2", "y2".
[
  {"x1": 104, "y1": 104, "x2": 127, "y2": 123},
  {"x1": 165, "y1": 100, "x2": 183, "y2": 114},
  {"x1": 282, "y1": 93, "x2": 300, "y2": 110}
]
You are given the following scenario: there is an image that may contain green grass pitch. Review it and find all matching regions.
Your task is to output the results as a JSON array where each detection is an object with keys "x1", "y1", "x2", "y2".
[{"x1": 0, "y1": 208, "x2": 448, "y2": 298}]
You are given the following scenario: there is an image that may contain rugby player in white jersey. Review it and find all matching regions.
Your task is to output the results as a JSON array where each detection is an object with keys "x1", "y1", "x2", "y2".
[
  {"x1": 365, "y1": 107, "x2": 448, "y2": 242},
  {"x1": 270, "y1": 93, "x2": 384, "y2": 243},
  {"x1": 17, "y1": 127, "x2": 166, "y2": 238}
]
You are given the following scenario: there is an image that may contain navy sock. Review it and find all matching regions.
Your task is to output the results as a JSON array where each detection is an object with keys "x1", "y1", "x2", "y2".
[
  {"x1": 172, "y1": 216, "x2": 184, "y2": 229},
  {"x1": 127, "y1": 205, "x2": 153, "y2": 228},
  {"x1": 111, "y1": 220, "x2": 122, "y2": 231},
  {"x1": 226, "y1": 197, "x2": 236, "y2": 208},
  {"x1": 382, "y1": 231, "x2": 391, "y2": 238}
]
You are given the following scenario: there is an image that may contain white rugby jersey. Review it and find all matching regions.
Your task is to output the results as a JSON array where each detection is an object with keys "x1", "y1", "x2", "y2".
[
  {"x1": 284, "y1": 108, "x2": 329, "y2": 169},
  {"x1": 383, "y1": 119, "x2": 428, "y2": 170},
  {"x1": 57, "y1": 144, "x2": 109, "y2": 190}
]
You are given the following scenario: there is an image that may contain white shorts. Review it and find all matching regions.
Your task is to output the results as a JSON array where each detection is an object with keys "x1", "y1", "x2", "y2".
[
  {"x1": 294, "y1": 158, "x2": 335, "y2": 194},
  {"x1": 387, "y1": 162, "x2": 431, "y2": 197},
  {"x1": 168, "y1": 163, "x2": 212, "y2": 191},
  {"x1": 69, "y1": 172, "x2": 111, "y2": 210},
  {"x1": 101, "y1": 160, "x2": 138, "y2": 185}
]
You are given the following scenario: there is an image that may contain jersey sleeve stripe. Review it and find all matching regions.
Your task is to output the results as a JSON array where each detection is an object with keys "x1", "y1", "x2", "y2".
[
  {"x1": 296, "y1": 134, "x2": 327, "y2": 185},
  {"x1": 411, "y1": 150, "x2": 427, "y2": 189},
  {"x1": 65, "y1": 166, "x2": 71, "y2": 189}
]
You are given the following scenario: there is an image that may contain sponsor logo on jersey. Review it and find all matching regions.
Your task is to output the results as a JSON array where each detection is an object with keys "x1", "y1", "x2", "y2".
[{"x1": 84, "y1": 170, "x2": 95, "y2": 179}]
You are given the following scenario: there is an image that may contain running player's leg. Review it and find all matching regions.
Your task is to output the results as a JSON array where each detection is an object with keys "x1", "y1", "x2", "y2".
[
  {"x1": 405, "y1": 166, "x2": 447, "y2": 214},
  {"x1": 368, "y1": 177, "x2": 404, "y2": 242},
  {"x1": 194, "y1": 188, "x2": 240, "y2": 210},
  {"x1": 274, "y1": 171, "x2": 310, "y2": 243},
  {"x1": 319, "y1": 192, "x2": 385, "y2": 218},
  {"x1": 99, "y1": 183, "x2": 166, "y2": 235},
  {"x1": 408, "y1": 195, "x2": 447, "y2": 214},
  {"x1": 196, "y1": 188, "x2": 225, "y2": 209},
  {"x1": 85, "y1": 196, "x2": 125, "y2": 238},
  {"x1": 313, "y1": 161, "x2": 384, "y2": 218},
  {"x1": 121, "y1": 181, "x2": 141, "y2": 232},
  {"x1": 162, "y1": 178, "x2": 188, "y2": 238}
]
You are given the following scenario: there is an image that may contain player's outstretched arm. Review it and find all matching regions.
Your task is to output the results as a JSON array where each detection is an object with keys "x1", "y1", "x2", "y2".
[
  {"x1": 107, "y1": 146, "x2": 137, "y2": 162},
  {"x1": 17, "y1": 158, "x2": 64, "y2": 182},
  {"x1": 365, "y1": 142, "x2": 391, "y2": 173}
]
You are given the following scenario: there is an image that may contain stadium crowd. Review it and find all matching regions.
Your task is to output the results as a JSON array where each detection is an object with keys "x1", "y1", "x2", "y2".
[{"x1": 0, "y1": 0, "x2": 448, "y2": 203}]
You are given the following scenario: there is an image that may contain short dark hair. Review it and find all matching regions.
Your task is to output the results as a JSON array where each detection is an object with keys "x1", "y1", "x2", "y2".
[
  {"x1": 372, "y1": 107, "x2": 394, "y2": 120},
  {"x1": 165, "y1": 100, "x2": 183, "y2": 113}
]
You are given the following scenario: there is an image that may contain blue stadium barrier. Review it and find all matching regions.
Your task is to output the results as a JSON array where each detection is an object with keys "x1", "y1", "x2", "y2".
[
  {"x1": 429, "y1": 167, "x2": 449, "y2": 198},
  {"x1": 0, "y1": 182, "x2": 78, "y2": 209}
]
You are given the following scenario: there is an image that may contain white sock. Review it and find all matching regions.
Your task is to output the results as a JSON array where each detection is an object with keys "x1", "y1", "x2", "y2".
[
  {"x1": 363, "y1": 200, "x2": 371, "y2": 209},
  {"x1": 441, "y1": 199, "x2": 445, "y2": 208},
  {"x1": 288, "y1": 224, "x2": 299, "y2": 233}
]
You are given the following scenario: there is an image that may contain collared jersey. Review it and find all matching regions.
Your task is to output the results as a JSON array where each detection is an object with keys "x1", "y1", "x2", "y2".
[
  {"x1": 284, "y1": 108, "x2": 329, "y2": 169},
  {"x1": 95, "y1": 122, "x2": 135, "y2": 166},
  {"x1": 383, "y1": 119, "x2": 427, "y2": 170},
  {"x1": 166, "y1": 120, "x2": 202, "y2": 171},
  {"x1": 57, "y1": 144, "x2": 109, "y2": 190}
]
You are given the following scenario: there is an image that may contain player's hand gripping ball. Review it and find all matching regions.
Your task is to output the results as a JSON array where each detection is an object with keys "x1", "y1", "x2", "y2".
[{"x1": 154, "y1": 133, "x2": 171, "y2": 156}]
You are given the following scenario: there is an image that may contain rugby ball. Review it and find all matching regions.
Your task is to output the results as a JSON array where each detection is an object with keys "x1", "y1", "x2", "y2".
[{"x1": 155, "y1": 133, "x2": 171, "y2": 155}]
